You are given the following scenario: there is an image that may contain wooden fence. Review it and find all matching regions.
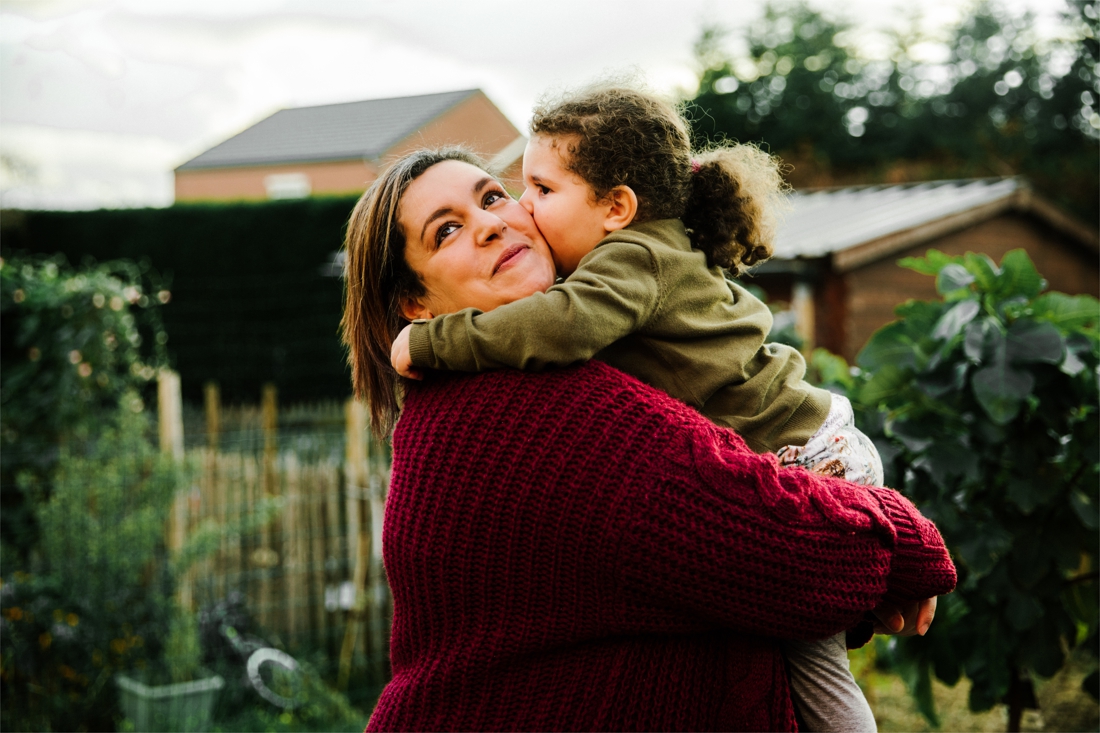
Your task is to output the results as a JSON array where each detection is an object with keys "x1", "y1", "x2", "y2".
[{"x1": 157, "y1": 371, "x2": 391, "y2": 687}]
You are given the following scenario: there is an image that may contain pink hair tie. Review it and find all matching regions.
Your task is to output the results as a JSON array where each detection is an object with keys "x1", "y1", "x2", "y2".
[{"x1": 690, "y1": 159, "x2": 701, "y2": 174}]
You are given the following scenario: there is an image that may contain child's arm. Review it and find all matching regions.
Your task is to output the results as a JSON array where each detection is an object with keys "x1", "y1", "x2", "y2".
[{"x1": 405, "y1": 240, "x2": 661, "y2": 373}]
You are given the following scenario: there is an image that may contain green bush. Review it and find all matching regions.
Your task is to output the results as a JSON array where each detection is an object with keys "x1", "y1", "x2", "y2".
[
  {"x1": 0, "y1": 254, "x2": 169, "y2": 561},
  {"x1": 1, "y1": 404, "x2": 184, "y2": 731},
  {"x1": 1, "y1": 197, "x2": 355, "y2": 405},
  {"x1": 812, "y1": 248, "x2": 1099, "y2": 728}
]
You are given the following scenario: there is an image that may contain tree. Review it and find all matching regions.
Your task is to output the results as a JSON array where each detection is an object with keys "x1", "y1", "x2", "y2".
[
  {"x1": 812, "y1": 250, "x2": 1099, "y2": 731},
  {"x1": 687, "y1": 0, "x2": 1099, "y2": 225}
]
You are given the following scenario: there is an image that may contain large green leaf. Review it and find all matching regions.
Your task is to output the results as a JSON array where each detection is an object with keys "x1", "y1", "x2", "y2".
[
  {"x1": 858, "y1": 321, "x2": 918, "y2": 371},
  {"x1": 899, "y1": 249, "x2": 962, "y2": 276},
  {"x1": 916, "y1": 361, "x2": 969, "y2": 399},
  {"x1": 964, "y1": 318, "x2": 1002, "y2": 363},
  {"x1": 995, "y1": 249, "x2": 1044, "y2": 300},
  {"x1": 937, "y1": 263, "x2": 976, "y2": 295},
  {"x1": 861, "y1": 363, "x2": 910, "y2": 404},
  {"x1": 933, "y1": 299, "x2": 981, "y2": 342},
  {"x1": 971, "y1": 359, "x2": 1035, "y2": 424},
  {"x1": 1006, "y1": 592, "x2": 1045, "y2": 631},
  {"x1": 1032, "y1": 292, "x2": 1100, "y2": 331},
  {"x1": 1005, "y1": 319, "x2": 1064, "y2": 365},
  {"x1": 963, "y1": 252, "x2": 1001, "y2": 292}
]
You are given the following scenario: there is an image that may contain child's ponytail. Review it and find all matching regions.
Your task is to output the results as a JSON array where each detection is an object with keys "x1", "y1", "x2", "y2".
[{"x1": 682, "y1": 145, "x2": 790, "y2": 274}]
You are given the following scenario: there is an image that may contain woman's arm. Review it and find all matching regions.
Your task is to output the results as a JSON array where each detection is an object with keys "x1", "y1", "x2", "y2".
[
  {"x1": 393, "y1": 361, "x2": 955, "y2": 645},
  {"x1": 613, "y1": 406, "x2": 956, "y2": 642}
]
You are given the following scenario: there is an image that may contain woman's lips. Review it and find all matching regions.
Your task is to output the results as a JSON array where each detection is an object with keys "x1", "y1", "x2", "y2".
[{"x1": 492, "y1": 244, "x2": 528, "y2": 275}]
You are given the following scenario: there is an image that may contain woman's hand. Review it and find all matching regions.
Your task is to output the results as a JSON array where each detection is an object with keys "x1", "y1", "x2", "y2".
[
  {"x1": 391, "y1": 324, "x2": 423, "y2": 380},
  {"x1": 872, "y1": 596, "x2": 937, "y2": 637}
]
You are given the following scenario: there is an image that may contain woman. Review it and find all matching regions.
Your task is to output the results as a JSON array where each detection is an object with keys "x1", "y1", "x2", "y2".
[{"x1": 341, "y1": 148, "x2": 955, "y2": 731}]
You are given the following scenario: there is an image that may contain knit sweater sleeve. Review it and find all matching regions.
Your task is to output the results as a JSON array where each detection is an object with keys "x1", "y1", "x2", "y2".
[
  {"x1": 407, "y1": 240, "x2": 660, "y2": 372},
  {"x1": 614, "y1": 408, "x2": 957, "y2": 643}
]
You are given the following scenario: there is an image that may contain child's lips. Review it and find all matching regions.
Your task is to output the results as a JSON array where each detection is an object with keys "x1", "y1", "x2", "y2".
[{"x1": 492, "y1": 244, "x2": 528, "y2": 275}]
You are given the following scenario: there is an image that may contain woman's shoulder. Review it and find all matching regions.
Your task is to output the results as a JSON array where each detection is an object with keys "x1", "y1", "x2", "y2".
[{"x1": 398, "y1": 361, "x2": 735, "y2": 449}]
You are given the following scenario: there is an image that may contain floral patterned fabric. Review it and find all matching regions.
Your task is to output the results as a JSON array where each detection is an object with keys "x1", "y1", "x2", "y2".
[{"x1": 777, "y1": 394, "x2": 884, "y2": 487}]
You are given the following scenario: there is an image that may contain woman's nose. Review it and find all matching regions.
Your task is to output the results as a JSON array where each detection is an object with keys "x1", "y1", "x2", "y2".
[{"x1": 471, "y1": 209, "x2": 505, "y2": 246}]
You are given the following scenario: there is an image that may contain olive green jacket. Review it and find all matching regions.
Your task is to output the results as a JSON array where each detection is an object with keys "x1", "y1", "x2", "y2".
[{"x1": 407, "y1": 219, "x2": 831, "y2": 453}]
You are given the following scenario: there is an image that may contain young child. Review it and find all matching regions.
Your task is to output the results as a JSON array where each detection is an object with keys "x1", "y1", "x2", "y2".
[{"x1": 391, "y1": 85, "x2": 884, "y2": 731}]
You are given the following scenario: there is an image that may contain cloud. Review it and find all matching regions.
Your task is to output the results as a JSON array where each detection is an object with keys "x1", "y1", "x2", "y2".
[{"x1": 0, "y1": 124, "x2": 177, "y2": 209}]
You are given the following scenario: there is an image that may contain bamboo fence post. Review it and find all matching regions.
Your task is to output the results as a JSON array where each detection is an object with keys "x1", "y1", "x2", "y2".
[
  {"x1": 325, "y1": 455, "x2": 344, "y2": 655},
  {"x1": 339, "y1": 399, "x2": 371, "y2": 690},
  {"x1": 284, "y1": 453, "x2": 304, "y2": 649},
  {"x1": 204, "y1": 382, "x2": 220, "y2": 450},
  {"x1": 368, "y1": 448, "x2": 389, "y2": 683},
  {"x1": 158, "y1": 369, "x2": 190, "y2": 610},
  {"x1": 311, "y1": 465, "x2": 330, "y2": 649},
  {"x1": 259, "y1": 383, "x2": 279, "y2": 631},
  {"x1": 202, "y1": 382, "x2": 222, "y2": 600},
  {"x1": 225, "y1": 451, "x2": 242, "y2": 597}
]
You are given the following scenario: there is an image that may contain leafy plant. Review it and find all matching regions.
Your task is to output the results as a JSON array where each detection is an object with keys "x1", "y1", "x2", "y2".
[
  {"x1": 1, "y1": 404, "x2": 182, "y2": 731},
  {"x1": 0, "y1": 253, "x2": 170, "y2": 561},
  {"x1": 831, "y1": 248, "x2": 1098, "y2": 731}
]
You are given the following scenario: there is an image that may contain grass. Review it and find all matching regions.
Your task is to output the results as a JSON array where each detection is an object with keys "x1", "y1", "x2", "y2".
[{"x1": 851, "y1": 645, "x2": 1100, "y2": 732}]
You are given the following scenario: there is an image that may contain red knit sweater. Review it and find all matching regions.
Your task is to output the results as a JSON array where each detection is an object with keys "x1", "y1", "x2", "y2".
[{"x1": 368, "y1": 362, "x2": 956, "y2": 732}]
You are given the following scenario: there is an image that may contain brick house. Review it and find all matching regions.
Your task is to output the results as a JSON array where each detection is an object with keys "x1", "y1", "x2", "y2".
[
  {"x1": 174, "y1": 89, "x2": 524, "y2": 202},
  {"x1": 748, "y1": 178, "x2": 1100, "y2": 361}
]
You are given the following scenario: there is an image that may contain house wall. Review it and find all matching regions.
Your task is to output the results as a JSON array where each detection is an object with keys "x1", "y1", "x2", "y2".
[
  {"x1": 175, "y1": 159, "x2": 379, "y2": 202},
  {"x1": 841, "y1": 212, "x2": 1100, "y2": 361},
  {"x1": 174, "y1": 91, "x2": 522, "y2": 202}
]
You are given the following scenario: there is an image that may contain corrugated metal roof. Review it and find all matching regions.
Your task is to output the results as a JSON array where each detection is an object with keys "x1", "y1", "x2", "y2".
[
  {"x1": 177, "y1": 89, "x2": 479, "y2": 170},
  {"x1": 774, "y1": 178, "x2": 1022, "y2": 259}
]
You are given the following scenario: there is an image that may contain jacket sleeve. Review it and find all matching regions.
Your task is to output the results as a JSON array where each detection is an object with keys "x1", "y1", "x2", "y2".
[
  {"x1": 407, "y1": 241, "x2": 661, "y2": 372},
  {"x1": 614, "y1": 416, "x2": 957, "y2": 643}
]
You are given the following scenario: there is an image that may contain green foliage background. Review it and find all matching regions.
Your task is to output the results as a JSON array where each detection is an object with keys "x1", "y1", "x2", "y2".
[
  {"x1": 0, "y1": 196, "x2": 357, "y2": 407},
  {"x1": 809, "y1": 249, "x2": 1099, "y2": 724},
  {"x1": 687, "y1": 0, "x2": 1098, "y2": 226}
]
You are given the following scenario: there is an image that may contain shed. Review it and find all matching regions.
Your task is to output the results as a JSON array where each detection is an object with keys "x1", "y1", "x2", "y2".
[
  {"x1": 174, "y1": 89, "x2": 525, "y2": 202},
  {"x1": 747, "y1": 178, "x2": 1100, "y2": 361}
]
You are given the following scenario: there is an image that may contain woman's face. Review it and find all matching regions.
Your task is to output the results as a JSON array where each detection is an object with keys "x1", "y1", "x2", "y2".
[{"x1": 398, "y1": 160, "x2": 557, "y2": 319}]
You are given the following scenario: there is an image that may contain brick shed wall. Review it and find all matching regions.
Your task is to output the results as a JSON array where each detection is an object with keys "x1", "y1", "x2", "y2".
[{"x1": 842, "y1": 212, "x2": 1099, "y2": 361}]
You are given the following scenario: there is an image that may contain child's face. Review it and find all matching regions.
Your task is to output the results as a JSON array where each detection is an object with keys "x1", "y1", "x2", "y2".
[{"x1": 518, "y1": 135, "x2": 612, "y2": 276}]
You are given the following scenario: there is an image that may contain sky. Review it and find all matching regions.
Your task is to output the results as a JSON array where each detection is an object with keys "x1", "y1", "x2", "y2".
[{"x1": 0, "y1": 0, "x2": 1069, "y2": 210}]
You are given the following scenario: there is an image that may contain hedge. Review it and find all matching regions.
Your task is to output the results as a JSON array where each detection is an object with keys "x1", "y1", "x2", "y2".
[{"x1": 1, "y1": 197, "x2": 360, "y2": 405}]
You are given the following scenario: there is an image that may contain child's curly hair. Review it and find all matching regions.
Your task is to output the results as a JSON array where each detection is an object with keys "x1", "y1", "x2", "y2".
[{"x1": 530, "y1": 84, "x2": 788, "y2": 273}]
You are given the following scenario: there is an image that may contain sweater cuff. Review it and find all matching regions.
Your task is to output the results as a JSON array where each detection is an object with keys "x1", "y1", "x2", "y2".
[
  {"x1": 408, "y1": 322, "x2": 434, "y2": 368},
  {"x1": 868, "y1": 486, "x2": 957, "y2": 603}
]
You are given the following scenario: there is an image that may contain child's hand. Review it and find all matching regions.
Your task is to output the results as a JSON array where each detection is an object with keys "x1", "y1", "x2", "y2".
[
  {"x1": 872, "y1": 596, "x2": 937, "y2": 637},
  {"x1": 390, "y1": 324, "x2": 423, "y2": 380}
]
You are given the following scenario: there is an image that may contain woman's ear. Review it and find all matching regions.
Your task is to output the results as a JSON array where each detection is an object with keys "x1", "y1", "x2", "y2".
[
  {"x1": 399, "y1": 296, "x2": 433, "y2": 322},
  {"x1": 602, "y1": 185, "x2": 639, "y2": 233}
]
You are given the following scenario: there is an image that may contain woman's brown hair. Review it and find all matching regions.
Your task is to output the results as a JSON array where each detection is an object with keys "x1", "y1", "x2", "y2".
[
  {"x1": 531, "y1": 84, "x2": 788, "y2": 272},
  {"x1": 340, "y1": 147, "x2": 487, "y2": 438}
]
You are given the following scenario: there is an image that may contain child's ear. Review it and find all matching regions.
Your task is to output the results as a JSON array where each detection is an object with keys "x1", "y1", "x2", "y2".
[
  {"x1": 399, "y1": 297, "x2": 434, "y2": 322},
  {"x1": 602, "y1": 186, "x2": 638, "y2": 233}
]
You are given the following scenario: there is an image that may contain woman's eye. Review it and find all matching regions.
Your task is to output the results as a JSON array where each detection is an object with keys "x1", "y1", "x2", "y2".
[
  {"x1": 435, "y1": 223, "x2": 458, "y2": 246},
  {"x1": 483, "y1": 190, "x2": 505, "y2": 207}
]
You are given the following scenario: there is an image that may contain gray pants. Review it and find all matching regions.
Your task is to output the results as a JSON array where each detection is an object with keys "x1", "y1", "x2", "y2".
[{"x1": 785, "y1": 633, "x2": 877, "y2": 732}]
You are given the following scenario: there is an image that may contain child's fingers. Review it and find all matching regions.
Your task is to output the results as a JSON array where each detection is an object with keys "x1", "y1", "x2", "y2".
[
  {"x1": 871, "y1": 606, "x2": 905, "y2": 634},
  {"x1": 916, "y1": 596, "x2": 937, "y2": 636}
]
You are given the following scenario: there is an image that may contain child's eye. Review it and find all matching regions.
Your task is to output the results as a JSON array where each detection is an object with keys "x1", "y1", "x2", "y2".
[{"x1": 536, "y1": 184, "x2": 550, "y2": 195}]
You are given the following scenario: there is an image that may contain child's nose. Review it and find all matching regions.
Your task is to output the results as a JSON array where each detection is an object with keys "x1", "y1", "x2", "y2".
[{"x1": 518, "y1": 187, "x2": 535, "y2": 213}]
